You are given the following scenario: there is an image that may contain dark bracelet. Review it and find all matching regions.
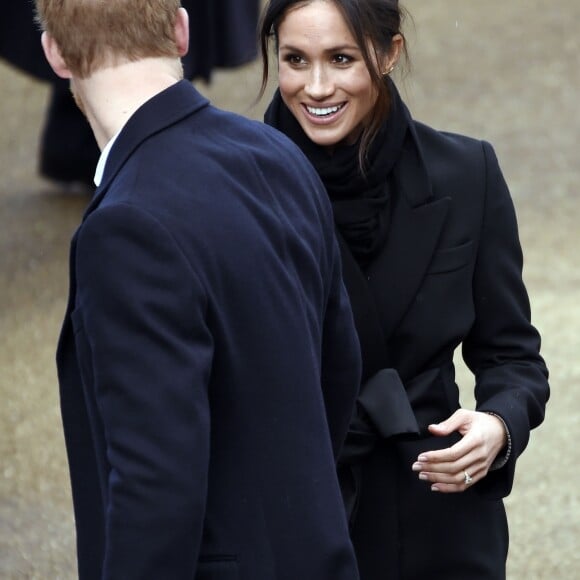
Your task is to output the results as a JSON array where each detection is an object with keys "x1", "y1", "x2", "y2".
[{"x1": 485, "y1": 412, "x2": 512, "y2": 471}]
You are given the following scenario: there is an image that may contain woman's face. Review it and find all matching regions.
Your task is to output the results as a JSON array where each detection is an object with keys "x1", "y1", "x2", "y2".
[{"x1": 277, "y1": 0, "x2": 384, "y2": 148}]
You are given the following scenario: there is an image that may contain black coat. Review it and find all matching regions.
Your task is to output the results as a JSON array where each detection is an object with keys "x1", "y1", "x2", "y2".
[
  {"x1": 337, "y1": 120, "x2": 549, "y2": 579},
  {"x1": 0, "y1": 0, "x2": 260, "y2": 81}
]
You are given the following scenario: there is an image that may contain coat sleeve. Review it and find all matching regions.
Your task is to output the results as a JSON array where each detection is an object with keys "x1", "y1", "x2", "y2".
[
  {"x1": 462, "y1": 141, "x2": 549, "y2": 498},
  {"x1": 74, "y1": 203, "x2": 213, "y2": 579}
]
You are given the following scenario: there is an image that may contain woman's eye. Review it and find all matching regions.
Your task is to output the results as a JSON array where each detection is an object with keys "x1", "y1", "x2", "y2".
[
  {"x1": 283, "y1": 54, "x2": 306, "y2": 66},
  {"x1": 333, "y1": 54, "x2": 352, "y2": 65}
]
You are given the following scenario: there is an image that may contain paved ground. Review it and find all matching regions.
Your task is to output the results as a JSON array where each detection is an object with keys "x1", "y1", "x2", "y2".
[{"x1": 1, "y1": 1, "x2": 578, "y2": 578}]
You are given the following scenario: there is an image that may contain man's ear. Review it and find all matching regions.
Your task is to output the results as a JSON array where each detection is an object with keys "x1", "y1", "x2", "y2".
[
  {"x1": 174, "y1": 7, "x2": 190, "y2": 58},
  {"x1": 41, "y1": 32, "x2": 73, "y2": 79}
]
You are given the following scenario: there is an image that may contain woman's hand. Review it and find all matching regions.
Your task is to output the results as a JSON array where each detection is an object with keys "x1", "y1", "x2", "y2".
[{"x1": 411, "y1": 409, "x2": 507, "y2": 493}]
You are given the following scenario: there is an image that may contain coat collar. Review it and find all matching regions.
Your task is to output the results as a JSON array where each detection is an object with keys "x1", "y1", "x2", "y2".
[{"x1": 83, "y1": 80, "x2": 209, "y2": 219}]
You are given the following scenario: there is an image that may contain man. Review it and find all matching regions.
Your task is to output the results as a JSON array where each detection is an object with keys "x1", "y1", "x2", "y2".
[{"x1": 36, "y1": 1, "x2": 361, "y2": 578}]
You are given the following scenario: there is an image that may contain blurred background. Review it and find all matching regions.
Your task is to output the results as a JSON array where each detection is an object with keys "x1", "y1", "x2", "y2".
[{"x1": 1, "y1": 0, "x2": 578, "y2": 577}]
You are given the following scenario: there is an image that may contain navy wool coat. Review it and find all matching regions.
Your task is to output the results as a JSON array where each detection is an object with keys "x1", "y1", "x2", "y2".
[{"x1": 57, "y1": 81, "x2": 361, "y2": 580}]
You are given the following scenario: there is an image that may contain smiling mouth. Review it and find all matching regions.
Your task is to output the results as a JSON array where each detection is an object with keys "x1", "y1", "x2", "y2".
[{"x1": 305, "y1": 103, "x2": 346, "y2": 117}]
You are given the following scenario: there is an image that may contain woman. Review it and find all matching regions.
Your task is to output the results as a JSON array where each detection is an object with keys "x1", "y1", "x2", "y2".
[{"x1": 259, "y1": 1, "x2": 550, "y2": 578}]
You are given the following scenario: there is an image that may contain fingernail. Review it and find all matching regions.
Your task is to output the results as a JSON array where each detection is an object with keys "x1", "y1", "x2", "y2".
[
  {"x1": 431, "y1": 485, "x2": 440, "y2": 492},
  {"x1": 419, "y1": 473, "x2": 429, "y2": 481},
  {"x1": 412, "y1": 462, "x2": 422, "y2": 471},
  {"x1": 418, "y1": 455, "x2": 428, "y2": 462}
]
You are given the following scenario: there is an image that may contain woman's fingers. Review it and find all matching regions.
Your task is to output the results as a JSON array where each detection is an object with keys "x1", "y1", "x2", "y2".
[{"x1": 412, "y1": 410, "x2": 509, "y2": 493}]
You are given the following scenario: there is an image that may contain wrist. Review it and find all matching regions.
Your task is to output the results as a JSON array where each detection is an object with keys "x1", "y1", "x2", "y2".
[{"x1": 485, "y1": 412, "x2": 512, "y2": 470}]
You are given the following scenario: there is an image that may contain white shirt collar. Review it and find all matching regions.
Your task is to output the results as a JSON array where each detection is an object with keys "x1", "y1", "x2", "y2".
[{"x1": 94, "y1": 129, "x2": 122, "y2": 187}]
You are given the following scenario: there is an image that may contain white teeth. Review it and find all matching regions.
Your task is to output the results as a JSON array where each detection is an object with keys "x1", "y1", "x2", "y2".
[{"x1": 306, "y1": 104, "x2": 342, "y2": 116}]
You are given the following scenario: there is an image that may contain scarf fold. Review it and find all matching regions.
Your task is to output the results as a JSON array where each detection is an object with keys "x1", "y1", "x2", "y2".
[{"x1": 264, "y1": 79, "x2": 411, "y2": 269}]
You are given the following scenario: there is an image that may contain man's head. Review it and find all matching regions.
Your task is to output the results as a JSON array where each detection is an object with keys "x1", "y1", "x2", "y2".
[{"x1": 36, "y1": 0, "x2": 186, "y2": 79}]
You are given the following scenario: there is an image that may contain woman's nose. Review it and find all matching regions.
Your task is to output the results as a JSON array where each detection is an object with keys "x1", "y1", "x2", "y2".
[{"x1": 304, "y1": 65, "x2": 334, "y2": 99}]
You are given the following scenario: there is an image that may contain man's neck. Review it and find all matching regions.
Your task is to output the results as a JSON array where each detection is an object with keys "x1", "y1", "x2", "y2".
[{"x1": 74, "y1": 57, "x2": 183, "y2": 150}]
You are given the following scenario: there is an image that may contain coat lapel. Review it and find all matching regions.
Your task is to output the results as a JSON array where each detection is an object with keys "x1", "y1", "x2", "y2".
[{"x1": 366, "y1": 126, "x2": 450, "y2": 340}]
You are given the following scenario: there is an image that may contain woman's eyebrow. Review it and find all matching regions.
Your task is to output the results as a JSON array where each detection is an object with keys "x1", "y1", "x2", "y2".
[{"x1": 279, "y1": 43, "x2": 361, "y2": 53}]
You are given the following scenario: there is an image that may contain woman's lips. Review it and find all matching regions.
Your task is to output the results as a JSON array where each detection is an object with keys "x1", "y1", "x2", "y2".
[{"x1": 301, "y1": 102, "x2": 347, "y2": 125}]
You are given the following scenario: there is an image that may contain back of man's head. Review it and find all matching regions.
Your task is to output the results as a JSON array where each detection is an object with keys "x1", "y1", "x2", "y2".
[{"x1": 35, "y1": 0, "x2": 182, "y2": 78}]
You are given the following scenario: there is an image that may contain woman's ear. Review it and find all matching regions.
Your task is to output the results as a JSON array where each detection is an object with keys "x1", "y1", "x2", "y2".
[
  {"x1": 174, "y1": 7, "x2": 190, "y2": 58},
  {"x1": 41, "y1": 32, "x2": 73, "y2": 79},
  {"x1": 381, "y1": 33, "x2": 404, "y2": 75}
]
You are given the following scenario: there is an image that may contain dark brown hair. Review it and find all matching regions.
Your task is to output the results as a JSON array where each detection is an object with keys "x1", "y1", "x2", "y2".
[{"x1": 259, "y1": 0, "x2": 409, "y2": 169}]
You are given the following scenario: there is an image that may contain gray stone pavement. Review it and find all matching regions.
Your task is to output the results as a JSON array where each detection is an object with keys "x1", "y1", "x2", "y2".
[{"x1": 1, "y1": 1, "x2": 578, "y2": 577}]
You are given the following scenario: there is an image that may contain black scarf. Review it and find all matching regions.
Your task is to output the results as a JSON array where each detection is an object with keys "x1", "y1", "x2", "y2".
[{"x1": 264, "y1": 79, "x2": 410, "y2": 269}]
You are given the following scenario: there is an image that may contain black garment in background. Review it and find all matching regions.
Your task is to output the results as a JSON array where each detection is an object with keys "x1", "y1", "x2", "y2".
[
  {"x1": 36, "y1": 81, "x2": 100, "y2": 186},
  {"x1": 0, "y1": 0, "x2": 53, "y2": 81},
  {"x1": 185, "y1": 0, "x2": 260, "y2": 81},
  {"x1": 0, "y1": 0, "x2": 260, "y2": 184}
]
